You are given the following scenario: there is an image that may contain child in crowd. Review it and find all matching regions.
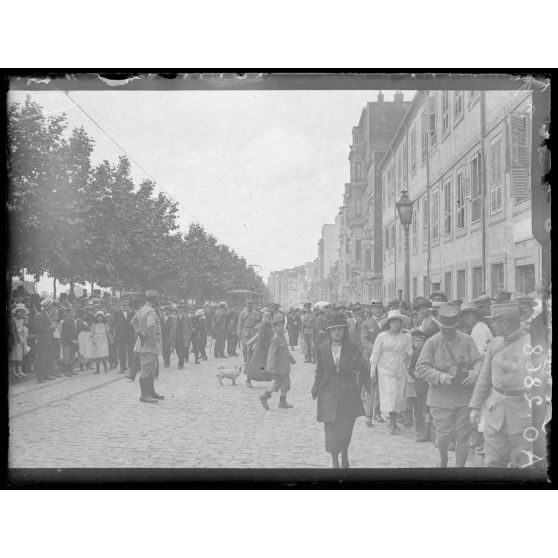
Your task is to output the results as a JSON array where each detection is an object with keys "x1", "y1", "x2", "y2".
[{"x1": 408, "y1": 330, "x2": 428, "y2": 435}]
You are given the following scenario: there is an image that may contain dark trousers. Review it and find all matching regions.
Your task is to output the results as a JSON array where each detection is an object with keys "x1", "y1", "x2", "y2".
[
  {"x1": 304, "y1": 334, "x2": 313, "y2": 362},
  {"x1": 176, "y1": 341, "x2": 189, "y2": 366},
  {"x1": 37, "y1": 341, "x2": 52, "y2": 379},
  {"x1": 50, "y1": 338, "x2": 61, "y2": 372},
  {"x1": 226, "y1": 333, "x2": 238, "y2": 355},
  {"x1": 116, "y1": 337, "x2": 134, "y2": 372},
  {"x1": 162, "y1": 341, "x2": 172, "y2": 366}
]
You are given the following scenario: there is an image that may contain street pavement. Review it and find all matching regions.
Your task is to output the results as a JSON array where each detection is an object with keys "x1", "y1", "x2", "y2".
[{"x1": 9, "y1": 345, "x2": 481, "y2": 468}]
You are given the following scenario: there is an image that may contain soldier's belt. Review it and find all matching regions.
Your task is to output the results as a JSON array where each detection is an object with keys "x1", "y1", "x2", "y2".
[{"x1": 493, "y1": 386, "x2": 529, "y2": 397}]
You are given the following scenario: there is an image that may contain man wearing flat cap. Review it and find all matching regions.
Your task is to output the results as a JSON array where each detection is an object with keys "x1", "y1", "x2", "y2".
[
  {"x1": 469, "y1": 301, "x2": 537, "y2": 467},
  {"x1": 416, "y1": 304, "x2": 483, "y2": 467}
]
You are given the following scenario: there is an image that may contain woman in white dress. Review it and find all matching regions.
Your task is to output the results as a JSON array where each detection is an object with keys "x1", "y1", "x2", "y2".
[
  {"x1": 369, "y1": 310, "x2": 413, "y2": 435},
  {"x1": 90, "y1": 311, "x2": 109, "y2": 373}
]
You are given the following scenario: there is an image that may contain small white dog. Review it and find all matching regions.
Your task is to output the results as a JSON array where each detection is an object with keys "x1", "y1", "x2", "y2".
[{"x1": 216, "y1": 365, "x2": 243, "y2": 386}]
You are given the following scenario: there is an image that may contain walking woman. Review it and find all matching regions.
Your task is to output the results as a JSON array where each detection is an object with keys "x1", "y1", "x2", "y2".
[
  {"x1": 245, "y1": 306, "x2": 274, "y2": 388},
  {"x1": 311, "y1": 313, "x2": 370, "y2": 468},
  {"x1": 286, "y1": 309, "x2": 301, "y2": 350},
  {"x1": 90, "y1": 311, "x2": 109, "y2": 374},
  {"x1": 369, "y1": 310, "x2": 413, "y2": 435}
]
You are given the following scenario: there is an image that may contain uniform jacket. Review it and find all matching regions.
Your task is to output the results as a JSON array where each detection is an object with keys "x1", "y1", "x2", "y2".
[
  {"x1": 415, "y1": 330, "x2": 483, "y2": 409},
  {"x1": 361, "y1": 316, "x2": 381, "y2": 360},
  {"x1": 175, "y1": 313, "x2": 193, "y2": 347},
  {"x1": 311, "y1": 339, "x2": 370, "y2": 423},
  {"x1": 237, "y1": 308, "x2": 260, "y2": 338},
  {"x1": 109, "y1": 308, "x2": 136, "y2": 342},
  {"x1": 131, "y1": 304, "x2": 162, "y2": 355},
  {"x1": 469, "y1": 329, "x2": 533, "y2": 433},
  {"x1": 266, "y1": 333, "x2": 294, "y2": 375}
]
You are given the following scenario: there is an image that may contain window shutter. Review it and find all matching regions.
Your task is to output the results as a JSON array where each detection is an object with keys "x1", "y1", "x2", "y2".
[
  {"x1": 509, "y1": 114, "x2": 529, "y2": 167},
  {"x1": 511, "y1": 168, "x2": 530, "y2": 198},
  {"x1": 464, "y1": 162, "x2": 472, "y2": 200},
  {"x1": 489, "y1": 138, "x2": 503, "y2": 213}
]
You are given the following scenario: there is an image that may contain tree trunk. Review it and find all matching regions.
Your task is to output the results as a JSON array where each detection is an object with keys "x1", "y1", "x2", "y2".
[
  {"x1": 53, "y1": 276, "x2": 57, "y2": 299},
  {"x1": 69, "y1": 281, "x2": 75, "y2": 296}
]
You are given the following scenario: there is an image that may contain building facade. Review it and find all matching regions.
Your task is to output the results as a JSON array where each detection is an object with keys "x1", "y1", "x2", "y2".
[
  {"x1": 338, "y1": 92, "x2": 412, "y2": 304},
  {"x1": 380, "y1": 89, "x2": 539, "y2": 303}
]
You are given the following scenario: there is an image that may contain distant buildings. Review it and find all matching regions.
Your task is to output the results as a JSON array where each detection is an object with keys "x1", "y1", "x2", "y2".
[{"x1": 268, "y1": 88, "x2": 541, "y2": 307}]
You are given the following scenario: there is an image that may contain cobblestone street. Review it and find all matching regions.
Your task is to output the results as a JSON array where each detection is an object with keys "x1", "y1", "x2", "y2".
[{"x1": 9, "y1": 346, "x2": 479, "y2": 468}]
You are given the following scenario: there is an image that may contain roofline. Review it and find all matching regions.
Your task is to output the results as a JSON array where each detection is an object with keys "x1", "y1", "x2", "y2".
[{"x1": 378, "y1": 90, "x2": 427, "y2": 172}]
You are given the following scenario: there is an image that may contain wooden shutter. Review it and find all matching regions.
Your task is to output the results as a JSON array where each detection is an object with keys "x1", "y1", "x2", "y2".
[
  {"x1": 464, "y1": 161, "x2": 472, "y2": 200},
  {"x1": 489, "y1": 137, "x2": 503, "y2": 214},
  {"x1": 508, "y1": 113, "x2": 530, "y2": 199}
]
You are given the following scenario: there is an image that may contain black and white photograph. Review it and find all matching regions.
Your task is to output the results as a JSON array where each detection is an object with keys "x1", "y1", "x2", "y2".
[{"x1": 4, "y1": 73, "x2": 551, "y2": 485}]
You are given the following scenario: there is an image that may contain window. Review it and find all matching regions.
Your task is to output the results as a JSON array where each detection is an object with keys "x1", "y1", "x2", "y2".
[
  {"x1": 432, "y1": 282, "x2": 441, "y2": 293},
  {"x1": 443, "y1": 177, "x2": 452, "y2": 235},
  {"x1": 421, "y1": 110, "x2": 428, "y2": 164},
  {"x1": 508, "y1": 113, "x2": 530, "y2": 202},
  {"x1": 456, "y1": 167, "x2": 465, "y2": 230},
  {"x1": 468, "y1": 90, "x2": 479, "y2": 105},
  {"x1": 355, "y1": 239, "x2": 362, "y2": 263},
  {"x1": 413, "y1": 277, "x2": 418, "y2": 300},
  {"x1": 355, "y1": 196, "x2": 362, "y2": 218},
  {"x1": 422, "y1": 196, "x2": 429, "y2": 248},
  {"x1": 402, "y1": 141, "x2": 408, "y2": 187},
  {"x1": 423, "y1": 276, "x2": 429, "y2": 297},
  {"x1": 516, "y1": 264, "x2": 535, "y2": 295},
  {"x1": 397, "y1": 289, "x2": 403, "y2": 301},
  {"x1": 453, "y1": 91, "x2": 464, "y2": 122},
  {"x1": 457, "y1": 269, "x2": 466, "y2": 300},
  {"x1": 365, "y1": 249, "x2": 372, "y2": 271},
  {"x1": 491, "y1": 263, "x2": 505, "y2": 296},
  {"x1": 489, "y1": 136, "x2": 504, "y2": 214},
  {"x1": 470, "y1": 153, "x2": 482, "y2": 223},
  {"x1": 432, "y1": 188, "x2": 440, "y2": 241},
  {"x1": 412, "y1": 206, "x2": 418, "y2": 252},
  {"x1": 444, "y1": 272, "x2": 452, "y2": 301},
  {"x1": 428, "y1": 94, "x2": 437, "y2": 150},
  {"x1": 410, "y1": 126, "x2": 417, "y2": 176},
  {"x1": 355, "y1": 161, "x2": 362, "y2": 180},
  {"x1": 472, "y1": 267, "x2": 483, "y2": 298},
  {"x1": 442, "y1": 90, "x2": 450, "y2": 135}
]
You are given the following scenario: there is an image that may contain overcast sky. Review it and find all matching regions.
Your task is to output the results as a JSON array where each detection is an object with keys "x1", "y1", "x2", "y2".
[{"x1": 9, "y1": 88, "x2": 414, "y2": 294}]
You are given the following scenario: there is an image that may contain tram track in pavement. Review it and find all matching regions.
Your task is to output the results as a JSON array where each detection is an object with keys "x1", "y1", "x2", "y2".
[{"x1": 9, "y1": 375, "x2": 127, "y2": 420}]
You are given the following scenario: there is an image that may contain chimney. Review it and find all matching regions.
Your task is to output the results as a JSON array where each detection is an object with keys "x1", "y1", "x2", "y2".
[
  {"x1": 377, "y1": 91, "x2": 384, "y2": 102},
  {"x1": 394, "y1": 90, "x2": 404, "y2": 104}
]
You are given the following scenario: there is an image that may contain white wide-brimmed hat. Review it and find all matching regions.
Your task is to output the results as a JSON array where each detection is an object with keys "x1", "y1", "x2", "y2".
[{"x1": 380, "y1": 309, "x2": 411, "y2": 328}]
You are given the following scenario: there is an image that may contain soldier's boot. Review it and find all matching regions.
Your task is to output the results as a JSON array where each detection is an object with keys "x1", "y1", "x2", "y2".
[
  {"x1": 416, "y1": 423, "x2": 431, "y2": 442},
  {"x1": 404, "y1": 403, "x2": 414, "y2": 427},
  {"x1": 149, "y1": 376, "x2": 165, "y2": 400},
  {"x1": 259, "y1": 391, "x2": 271, "y2": 410},
  {"x1": 278, "y1": 396, "x2": 293, "y2": 409},
  {"x1": 139, "y1": 378, "x2": 158, "y2": 403},
  {"x1": 341, "y1": 448, "x2": 350, "y2": 469}
]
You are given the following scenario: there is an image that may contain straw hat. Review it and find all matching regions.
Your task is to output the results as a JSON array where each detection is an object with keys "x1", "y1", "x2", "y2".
[
  {"x1": 12, "y1": 303, "x2": 27, "y2": 315},
  {"x1": 380, "y1": 309, "x2": 411, "y2": 328}
]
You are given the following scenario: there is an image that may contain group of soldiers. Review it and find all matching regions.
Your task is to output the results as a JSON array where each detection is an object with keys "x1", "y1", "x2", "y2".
[{"x1": 297, "y1": 289, "x2": 550, "y2": 468}]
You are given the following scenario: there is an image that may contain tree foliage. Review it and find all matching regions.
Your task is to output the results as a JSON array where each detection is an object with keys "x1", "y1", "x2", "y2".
[{"x1": 7, "y1": 96, "x2": 268, "y2": 303}]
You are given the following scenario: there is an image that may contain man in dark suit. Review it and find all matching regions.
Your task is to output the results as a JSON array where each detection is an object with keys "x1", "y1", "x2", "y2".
[
  {"x1": 174, "y1": 303, "x2": 192, "y2": 369},
  {"x1": 109, "y1": 299, "x2": 136, "y2": 375}
]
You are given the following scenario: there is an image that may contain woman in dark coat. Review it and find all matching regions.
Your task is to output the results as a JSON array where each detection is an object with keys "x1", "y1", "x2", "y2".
[
  {"x1": 311, "y1": 313, "x2": 370, "y2": 468},
  {"x1": 286, "y1": 309, "x2": 302, "y2": 349},
  {"x1": 245, "y1": 307, "x2": 273, "y2": 387}
]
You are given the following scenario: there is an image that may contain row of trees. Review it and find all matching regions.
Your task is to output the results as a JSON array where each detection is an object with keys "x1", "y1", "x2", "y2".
[{"x1": 7, "y1": 96, "x2": 268, "y2": 304}]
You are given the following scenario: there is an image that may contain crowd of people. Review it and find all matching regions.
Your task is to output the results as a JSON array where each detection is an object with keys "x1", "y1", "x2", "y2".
[{"x1": 8, "y1": 283, "x2": 550, "y2": 470}]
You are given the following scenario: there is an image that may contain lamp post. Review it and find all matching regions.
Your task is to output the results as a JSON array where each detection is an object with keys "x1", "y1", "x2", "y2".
[{"x1": 396, "y1": 190, "x2": 414, "y2": 304}]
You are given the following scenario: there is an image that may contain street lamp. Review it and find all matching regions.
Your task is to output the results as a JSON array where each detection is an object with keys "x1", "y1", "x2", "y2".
[{"x1": 396, "y1": 190, "x2": 414, "y2": 304}]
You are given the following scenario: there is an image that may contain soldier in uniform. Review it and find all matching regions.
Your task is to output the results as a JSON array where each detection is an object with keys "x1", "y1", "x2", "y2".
[
  {"x1": 237, "y1": 299, "x2": 260, "y2": 364},
  {"x1": 226, "y1": 305, "x2": 240, "y2": 356},
  {"x1": 469, "y1": 301, "x2": 536, "y2": 468},
  {"x1": 415, "y1": 304, "x2": 483, "y2": 467},
  {"x1": 212, "y1": 302, "x2": 228, "y2": 358},
  {"x1": 361, "y1": 300, "x2": 384, "y2": 426},
  {"x1": 131, "y1": 291, "x2": 164, "y2": 403}
]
